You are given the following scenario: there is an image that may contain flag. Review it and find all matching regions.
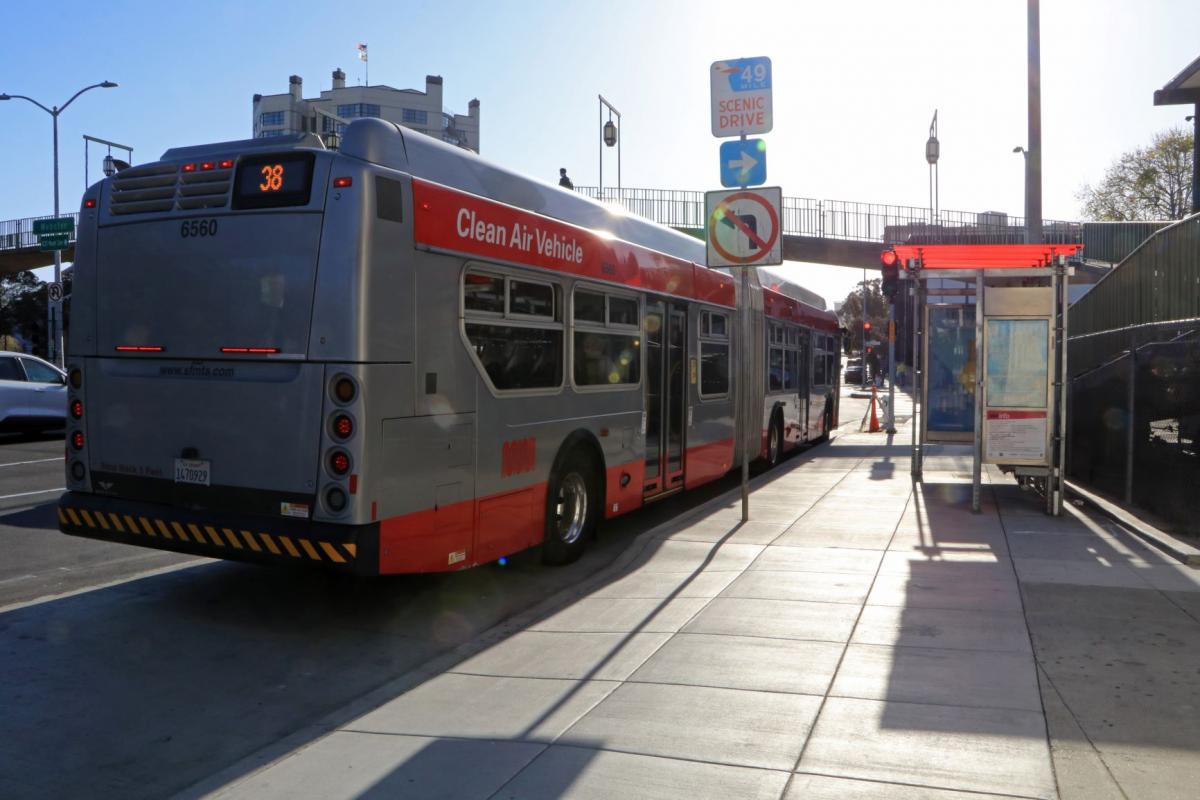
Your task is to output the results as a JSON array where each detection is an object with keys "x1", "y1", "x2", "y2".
[{"x1": 357, "y1": 43, "x2": 368, "y2": 62}]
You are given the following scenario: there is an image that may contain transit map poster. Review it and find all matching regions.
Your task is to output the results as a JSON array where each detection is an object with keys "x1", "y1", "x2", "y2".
[
  {"x1": 926, "y1": 305, "x2": 976, "y2": 438},
  {"x1": 986, "y1": 319, "x2": 1048, "y2": 408},
  {"x1": 984, "y1": 318, "x2": 1049, "y2": 463}
]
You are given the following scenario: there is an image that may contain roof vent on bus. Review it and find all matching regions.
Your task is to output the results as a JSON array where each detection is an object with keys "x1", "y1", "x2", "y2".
[{"x1": 109, "y1": 160, "x2": 234, "y2": 216}]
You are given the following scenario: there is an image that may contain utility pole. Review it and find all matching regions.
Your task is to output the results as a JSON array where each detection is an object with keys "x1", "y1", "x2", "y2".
[{"x1": 1026, "y1": 0, "x2": 1043, "y2": 244}]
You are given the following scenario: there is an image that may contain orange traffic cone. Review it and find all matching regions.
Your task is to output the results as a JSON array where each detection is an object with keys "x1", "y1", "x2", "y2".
[{"x1": 868, "y1": 384, "x2": 881, "y2": 433}]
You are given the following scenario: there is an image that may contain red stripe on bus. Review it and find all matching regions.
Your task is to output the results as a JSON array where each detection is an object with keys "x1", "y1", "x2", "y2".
[
  {"x1": 762, "y1": 287, "x2": 840, "y2": 332},
  {"x1": 376, "y1": 442, "x2": 736, "y2": 574},
  {"x1": 412, "y1": 179, "x2": 736, "y2": 308},
  {"x1": 686, "y1": 438, "x2": 735, "y2": 488}
]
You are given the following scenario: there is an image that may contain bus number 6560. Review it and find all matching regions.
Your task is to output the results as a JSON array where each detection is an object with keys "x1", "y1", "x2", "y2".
[{"x1": 180, "y1": 219, "x2": 218, "y2": 238}]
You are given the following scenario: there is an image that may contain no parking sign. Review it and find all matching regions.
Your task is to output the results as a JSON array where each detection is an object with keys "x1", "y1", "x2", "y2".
[{"x1": 704, "y1": 187, "x2": 783, "y2": 268}]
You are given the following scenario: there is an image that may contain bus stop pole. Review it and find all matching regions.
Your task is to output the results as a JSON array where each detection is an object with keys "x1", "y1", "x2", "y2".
[
  {"x1": 972, "y1": 273, "x2": 985, "y2": 513},
  {"x1": 886, "y1": 301, "x2": 896, "y2": 434},
  {"x1": 741, "y1": 266, "x2": 751, "y2": 522}
]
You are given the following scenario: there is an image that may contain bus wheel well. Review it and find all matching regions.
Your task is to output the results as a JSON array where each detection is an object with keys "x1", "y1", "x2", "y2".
[{"x1": 550, "y1": 431, "x2": 606, "y2": 503}]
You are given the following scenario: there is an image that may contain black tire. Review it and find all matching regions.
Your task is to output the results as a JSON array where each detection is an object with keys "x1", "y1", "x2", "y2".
[
  {"x1": 542, "y1": 449, "x2": 600, "y2": 566},
  {"x1": 766, "y1": 413, "x2": 784, "y2": 467},
  {"x1": 816, "y1": 405, "x2": 833, "y2": 443}
]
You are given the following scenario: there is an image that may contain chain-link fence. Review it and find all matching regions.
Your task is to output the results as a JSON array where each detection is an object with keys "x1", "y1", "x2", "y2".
[{"x1": 1068, "y1": 323, "x2": 1200, "y2": 535}]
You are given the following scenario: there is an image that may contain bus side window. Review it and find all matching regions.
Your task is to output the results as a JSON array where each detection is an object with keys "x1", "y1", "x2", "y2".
[{"x1": 463, "y1": 268, "x2": 563, "y2": 392}]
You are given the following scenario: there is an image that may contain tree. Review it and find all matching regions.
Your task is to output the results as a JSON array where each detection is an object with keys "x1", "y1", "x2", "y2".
[
  {"x1": 838, "y1": 278, "x2": 888, "y2": 353},
  {"x1": 1077, "y1": 127, "x2": 1194, "y2": 221},
  {"x1": 0, "y1": 271, "x2": 47, "y2": 355}
]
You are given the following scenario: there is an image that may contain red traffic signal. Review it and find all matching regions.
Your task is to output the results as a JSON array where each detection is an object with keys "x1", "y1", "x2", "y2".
[
  {"x1": 864, "y1": 322, "x2": 872, "y2": 331},
  {"x1": 880, "y1": 249, "x2": 899, "y2": 267}
]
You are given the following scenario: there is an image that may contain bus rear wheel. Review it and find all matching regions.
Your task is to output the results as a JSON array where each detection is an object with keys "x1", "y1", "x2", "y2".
[
  {"x1": 767, "y1": 414, "x2": 784, "y2": 467},
  {"x1": 542, "y1": 450, "x2": 599, "y2": 565}
]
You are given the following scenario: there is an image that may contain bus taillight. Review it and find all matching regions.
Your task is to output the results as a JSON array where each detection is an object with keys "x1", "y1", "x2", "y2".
[
  {"x1": 324, "y1": 487, "x2": 348, "y2": 513},
  {"x1": 71, "y1": 400, "x2": 83, "y2": 420},
  {"x1": 329, "y1": 451, "x2": 350, "y2": 476},
  {"x1": 71, "y1": 431, "x2": 85, "y2": 451},
  {"x1": 332, "y1": 414, "x2": 353, "y2": 439},
  {"x1": 332, "y1": 376, "x2": 356, "y2": 404},
  {"x1": 69, "y1": 368, "x2": 82, "y2": 389}
]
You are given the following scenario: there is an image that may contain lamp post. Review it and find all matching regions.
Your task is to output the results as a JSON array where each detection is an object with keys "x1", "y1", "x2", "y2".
[
  {"x1": 598, "y1": 95, "x2": 621, "y2": 202},
  {"x1": 0, "y1": 81, "x2": 119, "y2": 367},
  {"x1": 926, "y1": 110, "x2": 940, "y2": 236}
]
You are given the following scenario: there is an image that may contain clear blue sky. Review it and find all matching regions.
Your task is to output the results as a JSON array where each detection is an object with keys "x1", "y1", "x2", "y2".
[{"x1": 2, "y1": 0, "x2": 1196, "y2": 303}]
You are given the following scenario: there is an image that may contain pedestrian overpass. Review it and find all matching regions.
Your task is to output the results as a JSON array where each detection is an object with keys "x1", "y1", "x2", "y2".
[{"x1": 0, "y1": 187, "x2": 1082, "y2": 275}]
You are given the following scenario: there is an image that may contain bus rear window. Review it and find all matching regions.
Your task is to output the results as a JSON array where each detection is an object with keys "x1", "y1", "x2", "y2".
[{"x1": 232, "y1": 153, "x2": 315, "y2": 209}]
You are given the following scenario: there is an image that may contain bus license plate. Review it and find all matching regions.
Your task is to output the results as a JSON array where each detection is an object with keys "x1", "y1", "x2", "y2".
[{"x1": 174, "y1": 458, "x2": 211, "y2": 486}]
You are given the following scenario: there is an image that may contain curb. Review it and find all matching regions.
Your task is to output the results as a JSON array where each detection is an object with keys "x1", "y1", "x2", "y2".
[{"x1": 1065, "y1": 480, "x2": 1200, "y2": 568}]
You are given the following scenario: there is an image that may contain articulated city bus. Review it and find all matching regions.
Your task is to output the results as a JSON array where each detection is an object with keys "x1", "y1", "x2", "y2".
[{"x1": 57, "y1": 119, "x2": 840, "y2": 574}]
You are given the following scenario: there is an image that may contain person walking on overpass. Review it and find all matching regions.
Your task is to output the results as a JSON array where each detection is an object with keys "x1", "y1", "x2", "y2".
[{"x1": 558, "y1": 168, "x2": 574, "y2": 190}]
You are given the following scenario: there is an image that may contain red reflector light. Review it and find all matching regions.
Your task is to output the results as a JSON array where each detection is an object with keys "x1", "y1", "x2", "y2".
[
  {"x1": 330, "y1": 452, "x2": 350, "y2": 475},
  {"x1": 333, "y1": 176, "x2": 353, "y2": 188},
  {"x1": 71, "y1": 431, "x2": 85, "y2": 450},
  {"x1": 115, "y1": 345, "x2": 164, "y2": 352},
  {"x1": 84, "y1": 198, "x2": 97, "y2": 208},
  {"x1": 71, "y1": 400, "x2": 83, "y2": 420},
  {"x1": 348, "y1": 474, "x2": 358, "y2": 495},
  {"x1": 218, "y1": 159, "x2": 234, "y2": 169},
  {"x1": 181, "y1": 163, "x2": 196, "y2": 173},
  {"x1": 420, "y1": 201, "x2": 431, "y2": 211},
  {"x1": 200, "y1": 161, "x2": 215, "y2": 171},
  {"x1": 220, "y1": 347, "x2": 280, "y2": 354}
]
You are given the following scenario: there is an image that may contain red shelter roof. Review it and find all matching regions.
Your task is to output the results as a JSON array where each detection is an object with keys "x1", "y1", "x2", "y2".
[{"x1": 889, "y1": 244, "x2": 1083, "y2": 270}]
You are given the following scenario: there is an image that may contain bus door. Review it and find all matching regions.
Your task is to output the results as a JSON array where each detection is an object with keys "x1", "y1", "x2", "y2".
[
  {"x1": 799, "y1": 331, "x2": 812, "y2": 441},
  {"x1": 644, "y1": 299, "x2": 687, "y2": 498}
]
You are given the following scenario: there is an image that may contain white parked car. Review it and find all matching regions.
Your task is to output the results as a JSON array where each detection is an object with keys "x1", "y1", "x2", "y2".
[{"x1": 0, "y1": 351, "x2": 67, "y2": 433}]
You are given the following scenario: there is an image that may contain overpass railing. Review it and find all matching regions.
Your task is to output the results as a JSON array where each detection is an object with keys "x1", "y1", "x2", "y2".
[
  {"x1": 1080, "y1": 220, "x2": 1173, "y2": 264},
  {"x1": 576, "y1": 186, "x2": 1081, "y2": 245},
  {"x1": 1070, "y1": 212, "x2": 1200, "y2": 342},
  {"x1": 0, "y1": 213, "x2": 79, "y2": 252}
]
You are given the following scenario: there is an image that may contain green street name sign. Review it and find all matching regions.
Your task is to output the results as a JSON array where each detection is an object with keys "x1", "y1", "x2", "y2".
[
  {"x1": 33, "y1": 217, "x2": 74, "y2": 236},
  {"x1": 38, "y1": 234, "x2": 71, "y2": 251}
]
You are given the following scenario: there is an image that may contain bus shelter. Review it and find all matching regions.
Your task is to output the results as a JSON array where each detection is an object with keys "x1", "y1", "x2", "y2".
[{"x1": 890, "y1": 244, "x2": 1083, "y2": 515}]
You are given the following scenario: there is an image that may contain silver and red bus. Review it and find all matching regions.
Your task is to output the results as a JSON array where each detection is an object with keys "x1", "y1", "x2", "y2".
[{"x1": 57, "y1": 119, "x2": 840, "y2": 574}]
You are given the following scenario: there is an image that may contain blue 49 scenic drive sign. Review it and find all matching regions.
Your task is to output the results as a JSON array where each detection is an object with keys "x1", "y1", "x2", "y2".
[{"x1": 710, "y1": 57, "x2": 773, "y2": 137}]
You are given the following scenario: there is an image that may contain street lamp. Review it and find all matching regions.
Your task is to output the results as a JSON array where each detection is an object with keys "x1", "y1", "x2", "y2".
[
  {"x1": 926, "y1": 110, "x2": 940, "y2": 235},
  {"x1": 0, "y1": 80, "x2": 119, "y2": 367},
  {"x1": 598, "y1": 94, "x2": 621, "y2": 202}
]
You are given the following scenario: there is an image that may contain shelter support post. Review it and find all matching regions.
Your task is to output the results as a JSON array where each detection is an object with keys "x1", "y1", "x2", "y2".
[
  {"x1": 972, "y1": 274, "x2": 984, "y2": 513},
  {"x1": 909, "y1": 261, "x2": 923, "y2": 481}
]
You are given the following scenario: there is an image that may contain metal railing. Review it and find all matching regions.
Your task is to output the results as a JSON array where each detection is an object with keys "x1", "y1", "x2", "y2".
[
  {"x1": 1070, "y1": 213, "x2": 1200, "y2": 339},
  {"x1": 1081, "y1": 220, "x2": 1173, "y2": 264},
  {"x1": 1, "y1": 188, "x2": 1085, "y2": 254},
  {"x1": 575, "y1": 186, "x2": 1081, "y2": 246},
  {"x1": 0, "y1": 213, "x2": 79, "y2": 252}
]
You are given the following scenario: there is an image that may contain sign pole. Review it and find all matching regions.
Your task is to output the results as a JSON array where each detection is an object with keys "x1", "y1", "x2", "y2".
[{"x1": 740, "y1": 265, "x2": 751, "y2": 523}]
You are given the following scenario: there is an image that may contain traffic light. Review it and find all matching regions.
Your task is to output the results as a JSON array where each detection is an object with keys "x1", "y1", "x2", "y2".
[
  {"x1": 863, "y1": 322, "x2": 872, "y2": 332},
  {"x1": 880, "y1": 249, "x2": 901, "y2": 302}
]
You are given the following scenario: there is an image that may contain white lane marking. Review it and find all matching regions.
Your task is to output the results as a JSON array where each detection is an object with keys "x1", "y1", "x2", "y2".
[
  {"x1": 0, "y1": 574, "x2": 38, "y2": 586},
  {"x1": 0, "y1": 457, "x2": 61, "y2": 468},
  {"x1": 0, "y1": 487, "x2": 65, "y2": 501},
  {"x1": 0, "y1": 558, "x2": 210, "y2": 614}
]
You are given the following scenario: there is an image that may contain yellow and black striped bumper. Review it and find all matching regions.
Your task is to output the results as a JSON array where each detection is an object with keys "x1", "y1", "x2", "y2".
[{"x1": 58, "y1": 492, "x2": 378, "y2": 574}]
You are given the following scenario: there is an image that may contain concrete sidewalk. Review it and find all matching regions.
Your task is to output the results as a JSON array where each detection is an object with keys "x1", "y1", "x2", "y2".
[{"x1": 193, "y1": 421, "x2": 1200, "y2": 800}]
